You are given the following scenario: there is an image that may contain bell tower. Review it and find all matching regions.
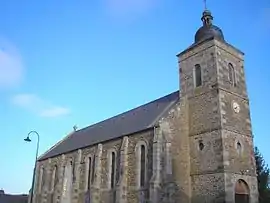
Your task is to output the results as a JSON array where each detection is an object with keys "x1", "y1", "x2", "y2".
[{"x1": 177, "y1": 8, "x2": 258, "y2": 203}]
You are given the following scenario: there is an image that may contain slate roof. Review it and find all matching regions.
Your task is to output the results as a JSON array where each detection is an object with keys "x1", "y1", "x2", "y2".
[
  {"x1": 39, "y1": 91, "x2": 179, "y2": 161},
  {"x1": 0, "y1": 193, "x2": 28, "y2": 203}
]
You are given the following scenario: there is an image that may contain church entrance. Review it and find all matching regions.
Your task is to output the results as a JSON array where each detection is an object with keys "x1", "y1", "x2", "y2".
[{"x1": 235, "y1": 179, "x2": 250, "y2": 203}]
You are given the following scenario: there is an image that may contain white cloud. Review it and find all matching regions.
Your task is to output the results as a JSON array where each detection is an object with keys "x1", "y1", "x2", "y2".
[
  {"x1": 11, "y1": 94, "x2": 70, "y2": 118},
  {"x1": 104, "y1": 0, "x2": 158, "y2": 19},
  {"x1": 40, "y1": 107, "x2": 70, "y2": 118},
  {"x1": 0, "y1": 37, "x2": 24, "y2": 89}
]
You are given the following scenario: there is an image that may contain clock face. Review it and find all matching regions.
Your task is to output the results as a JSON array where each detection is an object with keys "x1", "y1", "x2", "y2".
[{"x1": 232, "y1": 101, "x2": 240, "y2": 113}]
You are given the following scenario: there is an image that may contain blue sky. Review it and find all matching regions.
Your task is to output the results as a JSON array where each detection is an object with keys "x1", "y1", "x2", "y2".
[{"x1": 0, "y1": 0, "x2": 269, "y2": 194}]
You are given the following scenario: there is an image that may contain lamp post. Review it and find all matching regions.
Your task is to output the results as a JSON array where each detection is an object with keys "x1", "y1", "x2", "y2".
[{"x1": 24, "y1": 131, "x2": 40, "y2": 203}]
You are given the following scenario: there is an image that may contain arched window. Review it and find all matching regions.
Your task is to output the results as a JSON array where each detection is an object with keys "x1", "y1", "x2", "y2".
[
  {"x1": 91, "y1": 156, "x2": 95, "y2": 183},
  {"x1": 85, "y1": 156, "x2": 95, "y2": 191},
  {"x1": 194, "y1": 64, "x2": 202, "y2": 87},
  {"x1": 71, "y1": 161, "x2": 75, "y2": 183},
  {"x1": 87, "y1": 157, "x2": 92, "y2": 190},
  {"x1": 111, "y1": 151, "x2": 116, "y2": 189},
  {"x1": 108, "y1": 150, "x2": 117, "y2": 189},
  {"x1": 228, "y1": 63, "x2": 236, "y2": 86},
  {"x1": 237, "y1": 142, "x2": 242, "y2": 155},
  {"x1": 140, "y1": 145, "x2": 146, "y2": 187},
  {"x1": 136, "y1": 141, "x2": 148, "y2": 189}
]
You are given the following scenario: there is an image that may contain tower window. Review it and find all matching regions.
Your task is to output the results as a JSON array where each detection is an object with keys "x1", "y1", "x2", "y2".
[
  {"x1": 199, "y1": 141, "x2": 204, "y2": 151},
  {"x1": 236, "y1": 141, "x2": 242, "y2": 155},
  {"x1": 194, "y1": 64, "x2": 202, "y2": 87},
  {"x1": 228, "y1": 63, "x2": 236, "y2": 86}
]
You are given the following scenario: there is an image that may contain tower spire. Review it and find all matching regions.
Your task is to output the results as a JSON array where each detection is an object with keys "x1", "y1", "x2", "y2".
[
  {"x1": 203, "y1": 0, "x2": 207, "y2": 10},
  {"x1": 201, "y1": 0, "x2": 213, "y2": 26}
]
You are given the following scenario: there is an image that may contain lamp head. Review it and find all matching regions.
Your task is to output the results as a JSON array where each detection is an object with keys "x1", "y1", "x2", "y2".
[{"x1": 24, "y1": 136, "x2": 31, "y2": 142}]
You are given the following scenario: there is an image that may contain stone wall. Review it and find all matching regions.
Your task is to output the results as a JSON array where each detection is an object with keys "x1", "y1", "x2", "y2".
[
  {"x1": 188, "y1": 89, "x2": 221, "y2": 136},
  {"x1": 215, "y1": 40, "x2": 247, "y2": 98},
  {"x1": 33, "y1": 129, "x2": 154, "y2": 203},
  {"x1": 157, "y1": 96, "x2": 191, "y2": 203},
  {"x1": 224, "y1": 173, "x2": 258, "y2": 203},
  {"x1": 126, "y1": 130, "x2": 153, "y2": 203},
  {"x1": 191, "y1": 173, "x2": 225, "y2": 203},
  {"x1": 219, "y1": 88, "x2": 252, "y2": 136},
  {"x1": 178, "y1": 38, "x2": 258, "y2": 203},
  {"x1": 216, "y1": 41, "x2": 258, "y2": 202},
  {"x1": 222, "y1": 130, "x2": 256, "y2": 175},
  {"x1": 190, "y1": 130, "x2": 223, "y2": 175},
  {"x1": 178, "y1": 39, "x2": 218, "y2": 98}
]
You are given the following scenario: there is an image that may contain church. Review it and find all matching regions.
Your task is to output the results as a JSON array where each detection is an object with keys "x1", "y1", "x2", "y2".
[{"x1": 32, "y1": 8, "x2": 259, "y2": 203}]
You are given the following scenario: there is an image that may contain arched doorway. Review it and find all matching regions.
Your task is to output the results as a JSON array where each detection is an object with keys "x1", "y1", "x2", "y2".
[{"x1": 235, "y1": 179, "x2": 250, "y2": 203}]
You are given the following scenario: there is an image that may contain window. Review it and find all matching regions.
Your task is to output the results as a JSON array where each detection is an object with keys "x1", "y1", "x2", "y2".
[
  {"x1": 107, "y1": 150, "x2": 117, "y2": 189},
  {"x1": 87, "y1": 157, "x2": 92, "y2": 190},
  {"x1": 71, "y1": 161, "x2": 75, "y2": 183},
  {"x1": 228, "y1": 63, "x2": 236, "y2": 86},
  {"x1": 237, "y1": 142, "x2": 241, "y2": 154},
  {"x1": 198, "y1": 141, "x2": 204, "y2": 151},
  {"x1": 236, "y1": 141, "x2": 243, "y2": 156},
  {"x1": 140, "y1": 145, "x2": 146, "y2": 187},
  {"x1": 194, "y1": 64, "x2": 202, "y2": 87},
  {"x1": 111, "y1": 151, "x2": 116, "y2": 189},
  {"x1": 91, "y1": 157, "x2": 95, "y2": 183},
  {"x1": 86, "y1": 156, "x2": 95, "y2": 190},
  {"x1": 62, "y1": 165, "x2": 66, "y2": 193},
  {"x1": 136, "y1": 141, "x2": 147, "y2": 189}
]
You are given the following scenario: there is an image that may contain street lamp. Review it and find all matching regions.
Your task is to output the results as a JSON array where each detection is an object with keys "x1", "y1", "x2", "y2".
[{"x1": 24, "y1": 131, "x2": 40, "y2": 203}]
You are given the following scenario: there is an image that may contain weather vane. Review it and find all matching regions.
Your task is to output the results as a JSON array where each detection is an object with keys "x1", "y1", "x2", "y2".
[{"x1": 73, "y1": 125, "x2": 78, "y2": 131}]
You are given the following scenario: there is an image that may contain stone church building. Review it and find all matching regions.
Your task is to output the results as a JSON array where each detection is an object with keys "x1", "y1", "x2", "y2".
[{"x1": 33, "y1": 9, "x2": 259, "y2": 203}]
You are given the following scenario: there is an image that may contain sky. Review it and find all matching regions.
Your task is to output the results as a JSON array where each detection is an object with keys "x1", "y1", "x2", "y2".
[{"x1": 0, "y1": 0, "x2": 269, "y2": 194}]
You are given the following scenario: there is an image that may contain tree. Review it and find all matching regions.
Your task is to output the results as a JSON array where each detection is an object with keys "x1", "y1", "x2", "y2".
[{"x1": 254, "y1": 146, "x2": 270, "y2": 203}]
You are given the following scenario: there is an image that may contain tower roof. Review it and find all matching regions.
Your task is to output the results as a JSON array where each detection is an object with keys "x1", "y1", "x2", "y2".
[{"x1": 194, "y1": 9, "x2": 225, "y2": 43}]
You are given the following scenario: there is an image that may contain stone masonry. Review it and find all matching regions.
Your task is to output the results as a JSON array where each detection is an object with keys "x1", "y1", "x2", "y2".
[{"x1": 177, "y1": 38, "x2": 258, "y2": 202}]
